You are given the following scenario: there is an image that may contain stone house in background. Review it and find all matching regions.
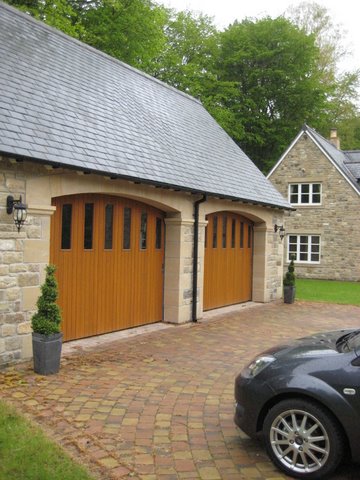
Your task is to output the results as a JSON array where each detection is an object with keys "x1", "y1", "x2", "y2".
[
  {"x1": 0, "y1": 2, "x2": 290, "y2": 367},
  {"x1": 268, "y1": 124, "x2": 360, "y2": 281}
]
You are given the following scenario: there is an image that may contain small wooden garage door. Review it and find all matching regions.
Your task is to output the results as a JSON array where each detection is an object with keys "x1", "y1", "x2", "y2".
[
  {"x1": 204, "y1": 212, "x2": 253, "y2": 310},
  {"x1": 50, "y1": 194, "x2": 165, "y2": 341}
]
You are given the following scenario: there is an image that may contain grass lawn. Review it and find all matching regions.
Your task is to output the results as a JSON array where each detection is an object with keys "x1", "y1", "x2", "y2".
[
  {"x1": 296, "y1": 279, "x2": 360, "y2": 306},
  {"x1": 0, "y1": 401, "x2": 96, "y2": 480}
]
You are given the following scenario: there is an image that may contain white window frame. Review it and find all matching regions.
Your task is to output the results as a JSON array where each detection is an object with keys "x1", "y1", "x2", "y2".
[
  {"x1": 288, "y1": 183, "x2": 322, "y2": 205},
  {"x1": 287, "y1": 234, "x2": 321, "y2": 264}
]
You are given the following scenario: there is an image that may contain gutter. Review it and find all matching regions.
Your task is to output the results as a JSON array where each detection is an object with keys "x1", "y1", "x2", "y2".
[
  {"x1": 192, "y1": 194, "x2": 207, "y2": 322},
  {"x1": 0, "y1": 150, "x2": 293, "y2": 211}
]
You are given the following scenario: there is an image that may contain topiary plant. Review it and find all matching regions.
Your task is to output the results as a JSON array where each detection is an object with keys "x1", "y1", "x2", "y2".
[
  {"x1": 31, "y1": 264, "x2": 61, "y2": 336},
  {"x1": 283, "y1": 256, "x2": 296, "y2": 287}
]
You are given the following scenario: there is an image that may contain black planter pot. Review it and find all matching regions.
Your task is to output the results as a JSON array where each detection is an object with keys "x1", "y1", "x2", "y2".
[
  {"x1": 284, "y1": 285, "x2": 296, "y2": 304},
  {"x1": 32, "y1": 332, "x2": 62, "y2": 375}
]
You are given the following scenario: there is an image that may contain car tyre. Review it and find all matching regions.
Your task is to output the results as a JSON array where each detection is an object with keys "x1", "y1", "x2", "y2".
[{"x1": 263, "y1": 399, "x2": 345, "y2": 479}]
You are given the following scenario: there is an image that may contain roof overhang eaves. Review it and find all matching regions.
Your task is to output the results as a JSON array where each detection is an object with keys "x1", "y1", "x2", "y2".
[{"x1": 0, "y1": 150, "x2": 293, "y2": 211}]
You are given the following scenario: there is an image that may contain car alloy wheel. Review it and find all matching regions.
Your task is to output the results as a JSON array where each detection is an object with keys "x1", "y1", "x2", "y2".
[{"x1": 263, "y1": 399, "x2": 345, "y2": 479}]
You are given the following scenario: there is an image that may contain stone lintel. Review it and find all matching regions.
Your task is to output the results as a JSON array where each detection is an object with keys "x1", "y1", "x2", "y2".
[{"x1": 27, "y1": 205, "x2": 56, "y2": 216}]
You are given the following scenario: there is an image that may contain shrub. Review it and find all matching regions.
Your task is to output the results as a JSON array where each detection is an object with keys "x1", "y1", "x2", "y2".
[
  {"x1": 283, "y1": 256, "x2": 296, "y2": 287},
  {"x1": 31, "y1": 264, "x2": 62, "y2": 335}
]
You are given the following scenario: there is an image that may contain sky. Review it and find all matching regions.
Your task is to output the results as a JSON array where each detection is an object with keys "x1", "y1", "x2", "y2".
[{"x1": 161, "y1": 0, "x2": 360, "y2": 72}]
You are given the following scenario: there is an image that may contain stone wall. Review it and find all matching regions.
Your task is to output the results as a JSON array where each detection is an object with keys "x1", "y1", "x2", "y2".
[
  {"x1": 269, "y1": 134, "x2": 360, "y2": 281},
  {"x1": 0, "y1": 157, "x2": 50, "y2": 367}
]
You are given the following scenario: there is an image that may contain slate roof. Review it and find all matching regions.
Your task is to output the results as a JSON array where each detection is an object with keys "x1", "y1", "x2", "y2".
[
  {"x1": 304, "y1": 125, "x2": 360, "y2": 193},
  {"x1": 0, "y1": 2, "x2": 290, "y2": 210},
  {"x1": 343, "y1": 151, "x2": 360, "y2": 180}
]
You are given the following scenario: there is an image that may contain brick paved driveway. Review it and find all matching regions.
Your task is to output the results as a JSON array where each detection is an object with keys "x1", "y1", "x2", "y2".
[{"x1": 1, "y1": 302, "x2": 360, "y2": 480}]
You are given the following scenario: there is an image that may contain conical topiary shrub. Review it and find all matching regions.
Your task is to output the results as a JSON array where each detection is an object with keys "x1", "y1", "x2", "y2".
[
  {"x1": 32, "y1": 264, "x2": 61, "y2": 335},
  {"x1": 283, "y1": 256, "x2": 296, "y2": 304},
  {"x1": 31, "y1": 264, "x2": 62, "y2": 375}
]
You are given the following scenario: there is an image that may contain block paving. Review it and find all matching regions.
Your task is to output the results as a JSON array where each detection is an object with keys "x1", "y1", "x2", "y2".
[{"x1": 1, "y1": 301, "x2": 360, "y2": 479}]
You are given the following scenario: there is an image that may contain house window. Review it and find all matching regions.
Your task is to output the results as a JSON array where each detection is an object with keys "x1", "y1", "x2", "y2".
[
  {"x1": 289, "y1": 183, "x2": 321, "y2": 205},
  {"x1": 288, "y1": 235, "x2": 320, "y2": 263}
]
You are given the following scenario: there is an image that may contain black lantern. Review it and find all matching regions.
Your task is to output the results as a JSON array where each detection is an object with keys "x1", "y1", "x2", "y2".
[
  {"x1": 6, "y1": 195, "x2": 28, "y2": 233},
  {"x1": 274, "y1": 224, "x2": 285, "y2": 241}
]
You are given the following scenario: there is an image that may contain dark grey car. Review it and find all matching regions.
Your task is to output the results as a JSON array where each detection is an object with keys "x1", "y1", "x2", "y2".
[{"x1": 234, "y1": 329, "x2": 360, "y2": 479}]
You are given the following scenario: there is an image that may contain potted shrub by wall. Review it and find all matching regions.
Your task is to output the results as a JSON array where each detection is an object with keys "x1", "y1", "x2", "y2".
[
  {"x1": 31, "y1": 264, "x2": 62, "y2": 375},
  {"x1": 283, "y1": 256, "x2": 296, "y2": 304}
]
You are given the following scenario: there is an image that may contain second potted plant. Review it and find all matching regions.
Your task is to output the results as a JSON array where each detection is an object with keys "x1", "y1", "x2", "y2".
[
  {"x1": 283, "y1": 256, "x2": 296, "y2": 304},
  {"x1": 31, "y1": 264, "x2": 62, "y2": 375}
]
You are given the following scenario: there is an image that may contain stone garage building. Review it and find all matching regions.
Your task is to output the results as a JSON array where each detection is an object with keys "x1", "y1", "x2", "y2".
[{"x1": 0, "y1": 2, "x2": 290, "y2": 367}]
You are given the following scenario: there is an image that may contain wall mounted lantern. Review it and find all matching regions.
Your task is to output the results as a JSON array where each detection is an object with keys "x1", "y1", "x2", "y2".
[
  {"x1": 6, "y1": 195, "x2": 28, "y2": 233},
  {"x1": 274, "y1": 224, "x2": 285, "y2": 241}
]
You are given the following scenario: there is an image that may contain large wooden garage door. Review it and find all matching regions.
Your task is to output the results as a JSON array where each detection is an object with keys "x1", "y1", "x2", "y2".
[
  {"x1": 50, "y1": 194, "x2": 165, "y2": 341},
  {"x1": 204, "y1": 212, "x2": 253, "y2": 310}
]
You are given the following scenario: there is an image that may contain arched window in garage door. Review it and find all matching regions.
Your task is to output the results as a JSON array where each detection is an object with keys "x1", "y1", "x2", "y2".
[
  {"x1": 204, "y1": 212, "x2": 253, "y2": 310},
  {"x1": 50, "y1": 194, "x2": 165, "y2": 341}
]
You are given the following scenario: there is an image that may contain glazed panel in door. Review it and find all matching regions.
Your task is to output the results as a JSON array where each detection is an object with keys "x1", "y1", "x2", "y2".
[
  {"x1": 50, "y1": 194, "x2": 165, "y2": 341},
  {"x1": 204, "y1": 212, "x2": 253, "y2": 310}
]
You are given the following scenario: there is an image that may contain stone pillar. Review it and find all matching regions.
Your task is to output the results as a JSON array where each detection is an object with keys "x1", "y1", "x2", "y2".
[
  {"x1": 252, "y1": 225, "x2": 267, "y2": 302},
  {"x1": 194, "y1": 220, "x2": 207, "y2": 319},
  {"x1": 164, "y1": 217, "x2": 194, "y2": 324},
  {"x1": 0, "y1": 197, "x2": 55, "y2": 367},
  {"x1": 252, "y1": 223, "x2": 284, "y2": 302}
]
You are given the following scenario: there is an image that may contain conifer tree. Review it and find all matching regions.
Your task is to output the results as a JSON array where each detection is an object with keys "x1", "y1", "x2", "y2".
[
  {"x1": 283, "y1": 256, "x2": 296, "y2": 287},
  {"x1": 31, "y1": 265, "x2": 62, "y2": 335}
]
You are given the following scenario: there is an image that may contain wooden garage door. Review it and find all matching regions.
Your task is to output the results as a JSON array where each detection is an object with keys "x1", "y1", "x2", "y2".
[
  {"x1": 204, "y1": 212, "x2": 253, "y2": 310},
  {"x1": 50, "y1": 194, "x2": 165, "y2": 341}
]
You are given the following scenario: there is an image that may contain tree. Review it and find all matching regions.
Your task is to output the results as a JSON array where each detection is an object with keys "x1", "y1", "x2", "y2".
[
  {"x1": 286, "y1": 2, "x2": 360, "y2": 147},
  {"x1": 4, "y1": 0, "x2": 84, "y2": 38},
  {"x1": 4, "y1": 0, "x2": 167, "y2": 69},
  {"x1": 334, "y1": 116, "x2": 360, "y2": 150},
  {"x1": 201, "y1": 79, "x2": 246, "y2": 145},
  {"x1": 283, "y1": 256, "x2": 296, "y2": 287},
  {"x1": 150, "y1": 10, "x2": 219, "y2": 97},
  {"x1": 31, "y1": 265, "x2": 62, "y2": 335},
  {"x1": 217, "y1": 17, "x2": 328, "y2": 172},
  {"x1": 77, "y1": 0, "x2": 168, "y2": 69},
  {"x1": 149, "y1": 10, "x2": 249, "y2": 143},
  {"x1": 286, "y1": 2, "x2": 349, "y2": 80}
]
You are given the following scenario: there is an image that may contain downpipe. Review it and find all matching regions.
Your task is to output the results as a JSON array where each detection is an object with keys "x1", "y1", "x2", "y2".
[{"x1": 192, "y1": 194, "x2": 207, "y2": 322}]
